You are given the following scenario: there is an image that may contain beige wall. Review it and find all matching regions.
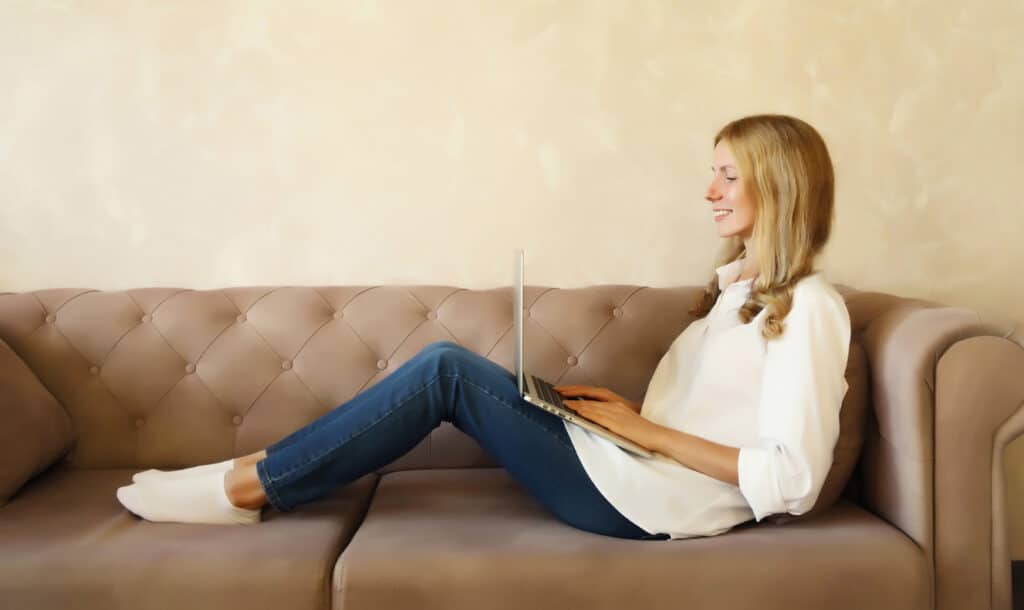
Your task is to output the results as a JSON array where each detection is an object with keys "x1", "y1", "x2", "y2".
[{"x1": 2, "y1": 1, "x2": 1022, "y2": 550}]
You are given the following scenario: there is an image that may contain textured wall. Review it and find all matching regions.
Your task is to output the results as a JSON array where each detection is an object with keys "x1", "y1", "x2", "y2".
[{"x1": 1, "y1": 0, "x2": 1022, "y2": 549}]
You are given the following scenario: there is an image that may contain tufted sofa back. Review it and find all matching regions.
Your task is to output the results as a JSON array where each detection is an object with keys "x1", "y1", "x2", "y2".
[{"x1": 0, "y1": 284, "x2": 724, "y2": 474}]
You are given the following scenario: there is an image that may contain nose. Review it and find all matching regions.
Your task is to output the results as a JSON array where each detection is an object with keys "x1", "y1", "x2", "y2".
[{"x1": 705, "y1": 176, "x2": 721, "y2": 203}]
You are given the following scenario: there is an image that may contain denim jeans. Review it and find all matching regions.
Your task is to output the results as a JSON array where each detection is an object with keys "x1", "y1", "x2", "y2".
[{"x1": 256, "y1": 340, "x2": 669, "y2": 540}]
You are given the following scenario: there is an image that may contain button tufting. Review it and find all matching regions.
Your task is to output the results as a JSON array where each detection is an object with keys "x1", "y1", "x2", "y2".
[
  {"x1": 333, "y1": 310, "x2": 344, "y2": 319},
  {"x1": 567, "y1": 355, "x2": 578, "y2": 366},
  {"x1": 426, "y1": 311, "x2": 437, "y2": 320},
  {"x1": 612, "y1": 308, "x2": 622, "y2": 317},
  {"x1": 232, "y1": 415, "x2": 243, "y2": 426},
  {"x1": 135, "y1": 418, "x2": 145, "y2": 428},
  {"x1": 185, "y1": 363, "x2": 196, "y2": 374},
  {"x1": 141, "y1": 314, "x2": 151, "y2": 323},
  {"x1": 281, "y1": 360, "x2": 292, "y2": 370},
  {"x1": 237, "y1": 314, "x2": 247, "y2": 323},
  {"x1": 377, "y1": 359, "x2": 387, "y2": 370},
  {"x1": 89, "y1": 365, "x2": 99, "y2": 375},
  {"x1": 45, "y1": 314, "x2": 55, "y2": 324}
]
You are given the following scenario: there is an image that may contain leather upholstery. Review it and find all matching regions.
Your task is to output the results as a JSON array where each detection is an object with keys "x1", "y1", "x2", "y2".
[
  {"x1": 0, "y1": 285, "x2": 699, "y2": 471},
  {"x1": 0, "y1": 336, "x2": 74, "y2": 504},
  {"x1": 0, "y1": 465, "x2": 377, "y2": 610},
  {"x1": 335, "y1": 468, "x2": 928, "y2": 610},
  {"x1": 0, "y1": 282, "x2": 1019, "y2": 610}
]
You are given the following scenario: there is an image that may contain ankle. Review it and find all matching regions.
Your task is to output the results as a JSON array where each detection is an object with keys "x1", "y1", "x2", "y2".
[
  {"x1": 224, "y1": 465, "x2": 268, "y2": 510},
  {"x1": 232, "y1": 450, "x2": 267, "y2": 470}
]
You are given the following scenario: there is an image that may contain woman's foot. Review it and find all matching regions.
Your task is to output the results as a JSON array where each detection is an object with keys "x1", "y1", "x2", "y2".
[
  {"x1": 117, "y1": 470, "x2": 262, "y2": 525},
  {"x1": 131, "y1": 450, "x2": 267, "y2": 484}
]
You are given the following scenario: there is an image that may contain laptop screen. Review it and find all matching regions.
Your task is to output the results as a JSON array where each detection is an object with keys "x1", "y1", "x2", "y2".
[{"x1": 514, "y1": 248, "x2": 524, "y2": 395}]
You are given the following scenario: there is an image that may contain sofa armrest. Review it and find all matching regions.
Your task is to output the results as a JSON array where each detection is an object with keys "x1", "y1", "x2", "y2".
[
  {"x1": 0, "y1": 337, "x2": 75, "y2": 506},
  {"x1": 854, "y1": 296, "x2": 1020, "y2": 610},
  {"x1": 935, "y1": 335, "x2": 1024, "y2": 610}
]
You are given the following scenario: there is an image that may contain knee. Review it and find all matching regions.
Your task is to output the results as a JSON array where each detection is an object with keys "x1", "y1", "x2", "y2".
[
  {"x1": 419, "y1": 341, "x2": 469, "y2": 369},
  {"x1": 423, "y1": 340, "x2": 461, "y2": 354}
]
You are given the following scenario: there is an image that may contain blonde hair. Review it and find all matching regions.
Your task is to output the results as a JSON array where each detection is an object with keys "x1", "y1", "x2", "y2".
[{"x1": 688, "y1": 114, "x2": 836, "y2": 340}]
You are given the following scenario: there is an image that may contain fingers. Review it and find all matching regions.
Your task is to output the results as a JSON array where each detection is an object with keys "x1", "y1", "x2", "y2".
[
  {"x1": 554, "y1": 385, "x2": 598, "y2": 394},
  {"x1": 562, "y1": 398, "x2": 587, "y2": 410}
]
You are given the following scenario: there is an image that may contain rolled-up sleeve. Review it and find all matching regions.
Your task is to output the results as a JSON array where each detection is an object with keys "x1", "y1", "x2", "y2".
[{"x1": 737, "y1": 283, "x2": 852, "y2": 521}]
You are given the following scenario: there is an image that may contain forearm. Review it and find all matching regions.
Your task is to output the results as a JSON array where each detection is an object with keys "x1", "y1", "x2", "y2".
[{"x1": 645, "y1": 425, "x2": 740, "y2": 487}]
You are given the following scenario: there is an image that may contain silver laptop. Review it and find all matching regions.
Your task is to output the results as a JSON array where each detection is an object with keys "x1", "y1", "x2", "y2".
[{"x1": 513, "y1": 248, "x2": 656, "y2": 459}]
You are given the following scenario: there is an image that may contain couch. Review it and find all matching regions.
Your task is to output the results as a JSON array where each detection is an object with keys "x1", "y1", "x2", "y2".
[{"x1": 0, "y1": 281, "x2": 1022, "y2": 610}]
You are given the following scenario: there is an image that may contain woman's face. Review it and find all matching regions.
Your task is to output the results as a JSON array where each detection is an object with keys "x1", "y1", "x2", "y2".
[{"x1": 706, "y1": 141, "x2": 756, "y2": 241}]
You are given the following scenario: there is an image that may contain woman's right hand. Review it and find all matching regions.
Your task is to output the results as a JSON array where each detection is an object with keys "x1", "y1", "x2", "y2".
[{"x1": 553, "y1": 385, "x2": 642, "y2": 414}]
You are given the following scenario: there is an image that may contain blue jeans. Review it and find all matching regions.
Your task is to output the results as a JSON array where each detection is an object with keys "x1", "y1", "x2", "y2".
[{"x1": 256, "y1": 341, "x2": 669, "y2": 540}]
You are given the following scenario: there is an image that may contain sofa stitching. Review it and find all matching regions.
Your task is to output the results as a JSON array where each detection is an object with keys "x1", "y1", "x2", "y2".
[
  {"x1": 48, "y1": 289, "x2": 100, "y2": 317},
  {"x1": 526, "y1": 313, "x2": 572, "y2": 361},
  {"x1": 424, "y1": 287, "x2": 465, "y2": 316},
  {"x1": 406, "y1": 287, "x2": 466, "y2": 345},
  {"x1": 231, "y1": 287, "x2": 279, "y2": 318},
  {"x1": 28, "y1": 293, "x2": 145, "y2": 461},
  {"x1": 146, "y1": 288, "x2": 193, "y2": 320}
]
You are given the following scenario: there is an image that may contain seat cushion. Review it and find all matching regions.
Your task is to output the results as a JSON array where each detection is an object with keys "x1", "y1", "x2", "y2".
[
  {"x1": 0, "y1": 466, "x2": 378, "y2": 610},
  {"x1": 335, "y1": 468, "x2": 928, "y2": 610}
]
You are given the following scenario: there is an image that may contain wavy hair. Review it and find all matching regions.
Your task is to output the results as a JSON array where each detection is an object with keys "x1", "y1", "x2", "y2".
[{"x1": 688, "y1": 114, "x2": 836, "y2": 340}]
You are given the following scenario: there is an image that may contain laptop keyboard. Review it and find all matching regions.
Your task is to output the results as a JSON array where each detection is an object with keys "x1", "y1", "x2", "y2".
[{"x1": 531, "y1": 375, "x2": 565, "y2": 408}]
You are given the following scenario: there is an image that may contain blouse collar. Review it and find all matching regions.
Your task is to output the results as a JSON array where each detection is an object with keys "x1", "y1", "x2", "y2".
[{"x1": 715, "y1": 258, "x2": 754, "y2": 291}]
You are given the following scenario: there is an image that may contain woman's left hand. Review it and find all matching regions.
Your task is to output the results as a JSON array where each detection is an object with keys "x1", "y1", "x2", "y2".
[{"x1": 562, "y1": 399, "x2": 660, "y2": 450}]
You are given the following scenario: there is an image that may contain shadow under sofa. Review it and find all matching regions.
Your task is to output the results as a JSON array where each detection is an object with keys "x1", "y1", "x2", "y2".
[{"x1": 0, "y1": 282, "x2": 1021, "y2": 610}]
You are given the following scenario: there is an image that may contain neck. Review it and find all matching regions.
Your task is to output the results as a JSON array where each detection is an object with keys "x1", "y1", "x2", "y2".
[{"x1": 740, "y1": 240, "x2": 758, "y2": 281}]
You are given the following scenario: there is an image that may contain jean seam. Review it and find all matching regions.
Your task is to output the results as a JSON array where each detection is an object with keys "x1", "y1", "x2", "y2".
[
  {"x1": 267, "y1": 374, "x2": 449, "y2": 485},
  {"x1": 461, "y1": 376, "x2": 652, "y2": 538},
  {"x1": 459, "y1": 376, "x2": 578, "y2": 455},
  {"x1": 256, "y1": 458, "x2": 288, "y2": 512},
  {"x1": 260, "y1": 369, "x2": 578, "y2": 499}
]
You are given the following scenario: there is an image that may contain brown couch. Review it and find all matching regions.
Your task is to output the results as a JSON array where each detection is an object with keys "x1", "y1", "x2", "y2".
[{"x1": 0, "y1": 282, "x2": 1022, "y2": 610}]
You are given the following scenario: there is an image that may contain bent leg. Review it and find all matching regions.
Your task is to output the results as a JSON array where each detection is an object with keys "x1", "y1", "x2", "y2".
[
  {"x1": 431, "y1": 344, "x2": 661, "y2": 539},
  {"x1": 256, "y1": 341, "x2": 661, "y2": 539},
  {"x1": 258, "y1": 342, "x2": 455, "y2": 453}
]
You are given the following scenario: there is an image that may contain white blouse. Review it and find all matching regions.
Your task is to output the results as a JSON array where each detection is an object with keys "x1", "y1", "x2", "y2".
[{"x1": 563, "y1": 258, "x2": 852, "y2": 539}]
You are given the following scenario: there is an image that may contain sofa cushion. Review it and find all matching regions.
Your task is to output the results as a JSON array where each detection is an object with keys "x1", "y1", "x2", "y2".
[
  {"x1": 0, "y1": 337, "x2": 75, "y2": 504},
  {"x1": 764, "y1": 339, "x2": 870, "y2": 525},
  {"x1": 333, "y1": 468, "x2": 926, "y2": 610},
  {"x1": 0, "y1": 467, "x2": 378, "y2": 610}
]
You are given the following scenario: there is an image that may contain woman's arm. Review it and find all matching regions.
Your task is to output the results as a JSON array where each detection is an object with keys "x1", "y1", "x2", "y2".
[
  {"x1": 646, "y1": 426, "x2": 740, "y2": 486},
  {"x1": 561, "y1": 400, "x2": 740, "y2": 486}
]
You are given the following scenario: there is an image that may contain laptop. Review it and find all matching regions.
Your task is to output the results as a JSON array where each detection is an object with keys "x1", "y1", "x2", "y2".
[{"x1": 513, "y1": 248, "x2": 656, "y2": 459}]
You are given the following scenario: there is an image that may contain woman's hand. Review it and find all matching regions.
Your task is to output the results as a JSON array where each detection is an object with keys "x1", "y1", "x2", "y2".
[
  {"x1": 553, "y1": 385, "x2": 642, "y2": 413},
  {"x1": 558, "y1": 397, "x2": 660, "y2": 450}
]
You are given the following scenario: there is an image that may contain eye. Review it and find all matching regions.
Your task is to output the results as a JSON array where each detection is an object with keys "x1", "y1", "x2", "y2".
[{"x1": 725, "y1": 176, "x2": 737, "y2": 183}]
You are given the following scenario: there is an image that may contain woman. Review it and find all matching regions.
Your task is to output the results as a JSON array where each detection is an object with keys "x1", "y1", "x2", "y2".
[{"x1": 117, "y1": 114, "x2": 851, "y2": 541}]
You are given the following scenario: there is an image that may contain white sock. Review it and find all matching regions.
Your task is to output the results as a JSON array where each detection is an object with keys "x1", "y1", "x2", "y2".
[
  {"x1": 116, "y1": 471, "x2": 261, "y2": 525},
  {"x1": 131, "y1": 458, "x2": 235, "y2": 484}
]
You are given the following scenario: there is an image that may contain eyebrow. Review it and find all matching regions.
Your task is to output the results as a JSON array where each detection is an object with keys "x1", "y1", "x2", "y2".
[{"x1": 710, "y1": 164, "x2": 737, "y2": 171}]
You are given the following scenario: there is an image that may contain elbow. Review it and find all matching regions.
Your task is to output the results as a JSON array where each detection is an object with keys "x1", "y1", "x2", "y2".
[
  {"x1": 738, "y1": 442, "x2": 826, "y2": 520},
  {"x1": 780, "y1": 470, "x2": 818, "y2": 515}
]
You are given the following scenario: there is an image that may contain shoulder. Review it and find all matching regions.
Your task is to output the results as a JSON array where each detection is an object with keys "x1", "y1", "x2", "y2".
[
  {"x1": 793, "y1": 272, "x2": 846, "y2": 306},
  {"x1": 787, "y1": 273, "x2": 851, "y2": 331}
]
